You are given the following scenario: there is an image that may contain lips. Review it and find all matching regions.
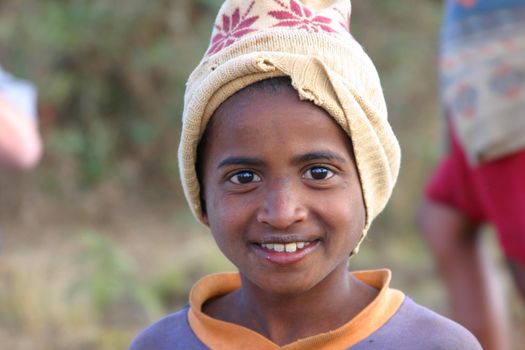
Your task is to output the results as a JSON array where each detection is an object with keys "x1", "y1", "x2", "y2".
[{"x1": 252, "y1": 239, "x2": 320, "y2": 265}]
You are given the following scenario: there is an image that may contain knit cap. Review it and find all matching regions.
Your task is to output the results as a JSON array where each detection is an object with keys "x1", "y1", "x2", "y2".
[{"x1": 178, "y1": 0, "x2": 401, "y2": 252}]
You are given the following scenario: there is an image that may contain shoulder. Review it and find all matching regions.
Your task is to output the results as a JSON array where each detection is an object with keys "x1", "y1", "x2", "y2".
[
  {"x1": 353, "y1": 297, "x2": 482, "y2": 350},
  {"x1": 128, "y1": 306, "x2": 208, "y2": 350},
  {"x1": 397, "y1": 297, "x2": 481, "y2": 348}
]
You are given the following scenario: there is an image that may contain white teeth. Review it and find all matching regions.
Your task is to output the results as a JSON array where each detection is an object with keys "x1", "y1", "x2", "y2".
[
  {"x1": 285, "y1": 243, "x2": 297, "y2": 253},
  {"x1": 261, "y1": 242, "x2": 310, "y2": 253},
  {"x1": 274, "y1": 244, "x2": 285, "y2": 252}
]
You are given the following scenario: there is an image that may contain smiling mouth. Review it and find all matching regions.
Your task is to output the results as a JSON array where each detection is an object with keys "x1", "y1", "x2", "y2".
[{"x1": 258, "y1": 241, "x2": 317, "y2": 253}]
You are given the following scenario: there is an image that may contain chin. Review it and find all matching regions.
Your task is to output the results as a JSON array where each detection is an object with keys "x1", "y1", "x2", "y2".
[{"x1": 244, "y1": 271, "x2": 324, "y2": 297}]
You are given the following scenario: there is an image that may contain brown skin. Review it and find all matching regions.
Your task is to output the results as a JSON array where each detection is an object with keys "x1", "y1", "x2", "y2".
[
  {"x1": 418, "y1": 199, "x2": 511, "y2": 350},
  {"x1": 199, "y1": 85, "x2": 377, "y2": 346},
  {"x1": 507, "y1": 257, "x2": 525, "y2": 300}
]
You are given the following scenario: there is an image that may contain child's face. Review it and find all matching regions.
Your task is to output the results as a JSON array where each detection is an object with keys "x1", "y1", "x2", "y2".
[{"x1": 200, "y1": 84, "x2": 365, "y2": 296}]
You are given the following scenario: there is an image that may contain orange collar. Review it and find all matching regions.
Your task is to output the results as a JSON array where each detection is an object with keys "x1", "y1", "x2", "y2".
[{"x1": 188, "y1": 269, "x2": 404, "y2": 350}]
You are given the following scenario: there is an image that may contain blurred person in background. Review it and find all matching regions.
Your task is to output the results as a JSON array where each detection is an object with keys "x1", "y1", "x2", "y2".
[
  {"x1": 0, "y1": 64, "x2": 41, "y2": 170},
  {"x1": 418, "y1": 1, "x2": 525, "y2": 349}
]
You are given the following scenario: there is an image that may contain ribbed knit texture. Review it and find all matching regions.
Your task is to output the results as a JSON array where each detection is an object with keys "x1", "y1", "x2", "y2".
[{"x1": 178, "y1": 0, "x2": 401, "y2": 251}]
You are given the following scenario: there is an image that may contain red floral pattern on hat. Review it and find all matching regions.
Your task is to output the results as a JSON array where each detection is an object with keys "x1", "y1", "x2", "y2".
[
  {"x1": 268, "y1": 0, "x2": 336, "y2": 33},
  {"x1": 333, "y1": 6, "x2": 350, "y2": 32},
  {"x1": 206, "y1": 0, "x2": 354, "y2": 57},
  {"x1": 207, "y1": 0, "x2": 259, "y2": 55}
]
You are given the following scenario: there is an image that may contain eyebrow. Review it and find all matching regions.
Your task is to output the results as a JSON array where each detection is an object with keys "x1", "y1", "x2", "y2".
[
  {"x1": 217, "y1": 151, "x2": 347, "y2": 169},
  {"x1": 292, "y1": 151, "x2": 348, "y2": 164},
  {"x1": 217, "y1": 157, "x2": 264, "y2": 169}
]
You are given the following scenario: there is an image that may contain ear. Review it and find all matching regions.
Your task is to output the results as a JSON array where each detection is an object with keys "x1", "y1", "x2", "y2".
[
  {"x1": 200, "y1": 195, "x2": 209, "y2": 226},
  {"x1": 202, "y1": 211, "x2": 209, "y2": 226}
]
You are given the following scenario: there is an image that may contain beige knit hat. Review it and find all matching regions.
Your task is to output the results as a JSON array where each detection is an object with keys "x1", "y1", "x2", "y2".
[{"x1": 178, "y1": 0, "x2": 401, "y2": 251}]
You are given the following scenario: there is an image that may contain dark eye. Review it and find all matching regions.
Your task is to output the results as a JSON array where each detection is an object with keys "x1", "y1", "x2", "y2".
[
  {"x1": 303, "y1": 166, "x2": 334, "y2": 180},
  {"x1": 229, "y1": 170, "x2": 262, "y2": 184}
]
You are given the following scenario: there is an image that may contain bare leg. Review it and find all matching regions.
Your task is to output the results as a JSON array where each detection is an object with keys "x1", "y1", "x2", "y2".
[
  {"x1": 417, "y1": 199, "x2": 510, "y2": 350},
  {"x1": 507, "y1": 257, "x2": 525, "y2": 301}
]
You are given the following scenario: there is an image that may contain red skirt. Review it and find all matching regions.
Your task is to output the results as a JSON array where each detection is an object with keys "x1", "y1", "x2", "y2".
[{"x1": 426, "y1": 124, "x2": 525, "y2": 263}]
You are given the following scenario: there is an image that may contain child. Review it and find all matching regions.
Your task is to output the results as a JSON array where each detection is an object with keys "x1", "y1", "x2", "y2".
[{"x1": 130, "y1": 0, "x2": 481, "y2": 348}]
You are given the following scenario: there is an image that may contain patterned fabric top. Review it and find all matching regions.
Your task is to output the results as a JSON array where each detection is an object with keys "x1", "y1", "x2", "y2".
[
  {"x1": 443, "y1": 0, "x2": 525, "y2": 38},
  {"x1": 440, "y1": 0, "x2": 525, "y2": 163}
]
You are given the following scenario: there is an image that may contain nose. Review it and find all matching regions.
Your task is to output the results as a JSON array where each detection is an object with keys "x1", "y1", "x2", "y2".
[{"x1": 256, "y1": 179, "x2": 307, "y2": 229}]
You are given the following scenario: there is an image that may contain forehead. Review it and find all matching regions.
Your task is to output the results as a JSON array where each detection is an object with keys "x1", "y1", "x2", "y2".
[
  {"x1": 203, "y1": 83, "x2": 354, "y2": 161},
  {"x1": 209, "y1": 83, "x2": 347, "y2": 142}
]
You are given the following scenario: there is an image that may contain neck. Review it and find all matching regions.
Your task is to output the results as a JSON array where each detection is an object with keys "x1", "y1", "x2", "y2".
[{"x1": 205, "y1": 266, "x2": 378, "y2": 346}]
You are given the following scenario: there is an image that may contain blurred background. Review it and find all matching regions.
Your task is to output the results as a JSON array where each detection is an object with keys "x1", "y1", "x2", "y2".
[{"x1": 0, "y1": 1, "x2": 523, "y2": 349}]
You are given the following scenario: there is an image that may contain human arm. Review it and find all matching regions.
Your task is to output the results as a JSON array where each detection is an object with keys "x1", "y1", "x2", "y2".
[
  {"x1": 0, "y1": 94, "x2": 42, "y2": 169},
  {"x1": 0, "y1": 66, "x2": 42, "y2": 170},
  {"x1": 417, "y1": 200, "x2": 510, "y2": 350}
]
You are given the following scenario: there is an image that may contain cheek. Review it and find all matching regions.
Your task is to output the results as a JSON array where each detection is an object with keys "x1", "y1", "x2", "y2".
[
  {"x1": 206, "y1": 207, "x2": 235, "y2": 255},
  {"x1": 204, "y1": 191, "x2": 253, "y2": 241},
  {"x1": 323, "y1": 186, "x2": 365, "y2": 242},
  {"x1": 344, "y1": 179, "x2": 366, "y2": 225},
  {"x1": 348, "y1": 195, "x2": 366, "y2": 237},
  {"x1": 206, "y1": 180, "x2": 257, "y2": 216},
  {"x1": 334, "y1": 200, "x2": 363, "y2": 234}
]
